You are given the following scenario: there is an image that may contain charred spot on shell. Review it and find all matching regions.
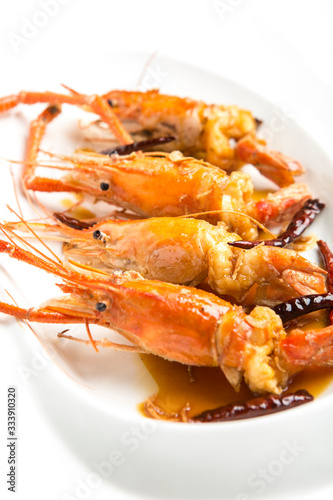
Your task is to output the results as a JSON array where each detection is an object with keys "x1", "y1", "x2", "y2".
[
  {"x1": 96, "y1": 302, "x2": 107, "y2": 312},
  {"x1": 100, "y1": 182, "x2": 110, "y2": 191}
]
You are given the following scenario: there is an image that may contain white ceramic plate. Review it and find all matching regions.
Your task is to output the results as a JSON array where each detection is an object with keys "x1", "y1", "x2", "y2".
[{"x1": 1, "y1": 52, "x2": 333, "y2": 499}]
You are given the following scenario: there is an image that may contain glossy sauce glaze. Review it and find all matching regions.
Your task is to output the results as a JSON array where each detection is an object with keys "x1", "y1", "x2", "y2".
[{"x1": 139, "y1": 312, "x2": 333, "y2": 420}]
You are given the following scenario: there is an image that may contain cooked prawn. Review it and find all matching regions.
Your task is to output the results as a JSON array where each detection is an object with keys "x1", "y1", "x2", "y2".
[
  {"x1": 0, "y1": 237, "x2": 332, "y2": 395},
  {"x1": 6, "y1": 215, "x2": 326, "y2": 306},
  {"x1": 20, "y1": 150, "x2": 311, "y2": 240},
  {"x1": 0, "y1": 87, "x2": 304, "y2": 187},
  {"x1": 91, "y1": 89, "x2": 305, "y2": 187}
]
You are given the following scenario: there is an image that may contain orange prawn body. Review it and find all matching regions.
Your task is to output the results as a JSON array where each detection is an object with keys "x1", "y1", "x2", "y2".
[
  {"x1": 35, "y1": 150, "x2": 310, "y2": 241},
  {"x1": 103, "y1": 89, "x2": 254, "y2": 166},
  {"x1": 101, "y1": 89, "x2": 305, "y2": 187},
  {"x1": 5, "y1": 214, "x2": 326, "y2": 305},
  {"x1": 0, "y1": 86, "x2": 309, "y2": 240},
  {"x1": 50, "y1": 216, "x2": 326, "y2": 305},
  {"x1": 0, "y1": 237, "x2": 332, "y2": 396},
  {"x1": 63, "y1": 150, "x2": 256, "y2": 238},
  {"x1": 0, "y1": 238, "x2": 285, "y2": 394},
  {"x1": 0, "y1": 87, "x2": 331, "y2": 405}
]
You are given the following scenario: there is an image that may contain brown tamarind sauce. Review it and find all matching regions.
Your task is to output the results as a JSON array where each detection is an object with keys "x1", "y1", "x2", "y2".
[{"x1": 139, "y1": 312, "x2": 333, "y2": 420}]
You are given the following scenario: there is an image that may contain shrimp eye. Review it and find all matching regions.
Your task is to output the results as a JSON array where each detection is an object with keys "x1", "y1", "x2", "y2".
[
  {"x1": 93, "y1": 230, "x2": 102, "y2": 240},
  {"x1": 93, "y1": 229, "x2": 107, "y2": 244},
  {"x1": 96, "y1": 302, "x2": 107, "y2": 312},
  {"x1": 100, "y1": 182, "x2": 110, "y2": 191}
]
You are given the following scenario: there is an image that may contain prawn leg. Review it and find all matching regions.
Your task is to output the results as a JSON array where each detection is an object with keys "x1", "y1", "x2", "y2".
[
  {"x1": 24, "y1": 105, "x2": 62, "y2": 187},
  {"x1": 0, "y1": 91, "x2": 132, "y2": 144},
  {"x1": 22, "y1": 106, "x2": 96, "y2": 193},
  {"x1": 0, "y1": 90, "x2": 133, "y2": 192}
]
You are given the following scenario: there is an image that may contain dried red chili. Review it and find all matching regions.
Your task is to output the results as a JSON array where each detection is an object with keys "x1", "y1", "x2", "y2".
[
  {"x1": 191, "y1": 390, "x2": 313, "y2": 422},
  {"x1": 228, "y1": 199, "x2": 325, "y2": 249},
  {"x1": 317, "y1": 240, "x2": 333, "y2": 324},
  {"x1": 273, "y1": 292, "x2": 333, "y2": 323},
  {"x1": 101, "y1": 136, "x2": 176, "y2": 156}
]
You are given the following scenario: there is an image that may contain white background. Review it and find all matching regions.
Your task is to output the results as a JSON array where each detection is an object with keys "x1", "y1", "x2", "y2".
[{"x1": 0, "y1": 1, "x2": 333, "y2": 499}]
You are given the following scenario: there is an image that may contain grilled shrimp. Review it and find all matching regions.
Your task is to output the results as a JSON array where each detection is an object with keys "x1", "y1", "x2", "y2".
[
  {"x1": 22, "y1": 150, "x2": 311, "y2": 240},
  {"x1": 0, "y1": 238, "x2": 332, "y2": 396},
  {"x1": 7, "y1": 215, "x2": 326, "y2": 306},
  {"x1": 94, "y1": 89, "x2": 305, "y2": 187},
  {"x1": 0, "y1": 91, "x2": 309, "y2": 239},
  {"x1": 0, "y1": 87, "x2": 304, "y2": 187}
]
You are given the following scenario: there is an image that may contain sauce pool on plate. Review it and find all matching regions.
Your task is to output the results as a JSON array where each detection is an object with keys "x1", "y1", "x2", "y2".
[{"x1": 139, "y1": 312, "x2": 333, "y2": 421}]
